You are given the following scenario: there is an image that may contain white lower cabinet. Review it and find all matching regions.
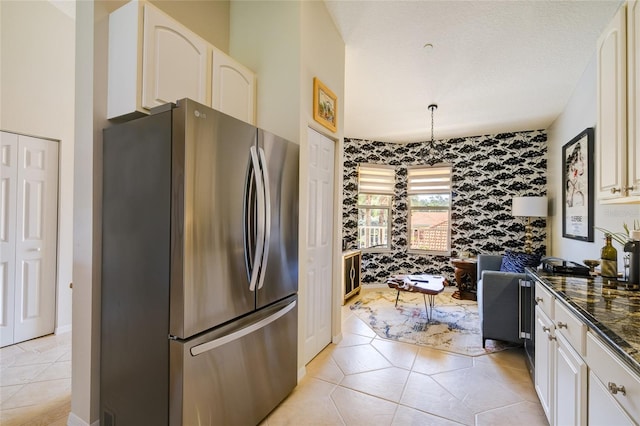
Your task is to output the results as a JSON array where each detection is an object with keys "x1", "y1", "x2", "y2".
[
  {"x1": 535, "y1": 305, "x2": 555, "y2": 423},
  {"x1": 554, "y1": 333, "x2": 587, "y2": 426},
  {"x1": 588, "y1": 370, "x2": 635, "y2": 426}
]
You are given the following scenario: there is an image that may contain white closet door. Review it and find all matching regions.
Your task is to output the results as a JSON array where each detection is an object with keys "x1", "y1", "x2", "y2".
[
  {"x1": 304, "y1": 128, "x2": 335, "y2": 364},
  {"x1": 12, "y1": 134, "x2": 58, "y2": 345},
  {"x1": 0, "y1": 132, "x2": 18, "y2": 347}
]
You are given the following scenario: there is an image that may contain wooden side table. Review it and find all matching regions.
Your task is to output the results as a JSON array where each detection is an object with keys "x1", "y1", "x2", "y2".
[{"x1": 451, "y1": 258, "x2": 478, "y2": 300}]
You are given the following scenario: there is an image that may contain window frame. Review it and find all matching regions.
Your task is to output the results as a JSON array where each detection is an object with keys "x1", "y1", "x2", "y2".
[
  {"x1": 357, "y1": 164, "x2": 395, "y2": 252},
  {"x1": 407, "y1": 164, "x2": 452, "y2": 255}
]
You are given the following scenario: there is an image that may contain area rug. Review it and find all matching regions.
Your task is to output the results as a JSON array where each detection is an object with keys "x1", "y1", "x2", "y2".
[{"x1": 349, "y1": 287, "x2": 519, "y2": 356}]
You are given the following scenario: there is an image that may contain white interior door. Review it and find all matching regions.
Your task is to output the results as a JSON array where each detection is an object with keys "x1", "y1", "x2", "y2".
[
  {"x1": 0, "y1": 131, "x2": 59, "y2": 347},
  {"x1": 304, "y1": 128, "x2": 335, "y2": 364},
  {"x1": 1, "y1": 132, "x2": 18, "y2": 347}
]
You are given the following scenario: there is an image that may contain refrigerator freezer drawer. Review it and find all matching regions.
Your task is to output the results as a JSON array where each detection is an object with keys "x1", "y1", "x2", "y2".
[{"x1": 170, "y1": 296, "x2": 298, "y2": 426}]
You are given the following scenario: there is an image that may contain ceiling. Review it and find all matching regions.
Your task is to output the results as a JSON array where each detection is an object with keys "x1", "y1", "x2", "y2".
[{"x1": 324, "y1": 0, "x2": 623, "y2": 142}]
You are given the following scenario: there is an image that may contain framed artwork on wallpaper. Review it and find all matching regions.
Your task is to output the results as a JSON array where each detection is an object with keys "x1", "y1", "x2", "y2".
[
  {"x1": 313, "y1": 77, "x2": 337, "y2": 132},
  {"x1": 562, "y1": 127, "x2": 594, "y2": 242}
]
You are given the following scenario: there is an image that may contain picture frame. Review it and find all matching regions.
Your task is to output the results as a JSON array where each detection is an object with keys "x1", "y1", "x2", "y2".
[
  {"x1": 313, "y1": 77, "x2": 337, "y2": 133},
  {"x1": 562, "y1": 127, "x2": 594, "y2": 242}
]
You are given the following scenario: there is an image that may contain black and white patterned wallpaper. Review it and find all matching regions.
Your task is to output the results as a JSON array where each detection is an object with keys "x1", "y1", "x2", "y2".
[{"x1": 343, "y1": 131, "x2": 548, "y2": 284}]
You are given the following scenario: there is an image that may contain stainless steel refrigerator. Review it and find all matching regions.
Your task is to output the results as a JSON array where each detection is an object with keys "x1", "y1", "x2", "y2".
[{"x1": 101, "y1": 98, "x2": 299, "y2": 426}]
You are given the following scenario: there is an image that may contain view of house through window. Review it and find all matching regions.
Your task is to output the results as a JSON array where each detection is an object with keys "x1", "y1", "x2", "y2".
[
  {"x1": 357, "y1": 165, "x2": 394, "y2": 250},
  {"x1": 408, "y1": 166, "x2": 452, "y2": 253}
]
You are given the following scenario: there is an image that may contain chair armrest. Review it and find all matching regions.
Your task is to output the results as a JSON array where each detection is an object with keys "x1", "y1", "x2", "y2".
[
  {"x1": 477, "y1": 254, "x2": 504, "y2": 278},
  {"x1": 479, "y1": 270, "x2": 525, "y2": 287}
]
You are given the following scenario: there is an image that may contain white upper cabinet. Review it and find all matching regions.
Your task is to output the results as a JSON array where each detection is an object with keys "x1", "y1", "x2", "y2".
[
  {"x1": 107, "y1": 1, "x2": 209, "y2": 119},
  {"x1": 596, "y1": 1, "x2": 640, "y2": 203},
  {"x1": 212, "y1": 48, "x2": 256, "y2": 125},
  {"x1": 108, "y1": 1, "x2": 256, "y2": 124},
  {"x1": 141, "y1": 3, "x2": 209, "y2": 110}
]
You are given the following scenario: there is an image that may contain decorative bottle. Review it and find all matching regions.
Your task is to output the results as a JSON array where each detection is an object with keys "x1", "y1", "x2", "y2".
[{"x1": 600, "y1": 234, "x2": 618, "y2": 278}]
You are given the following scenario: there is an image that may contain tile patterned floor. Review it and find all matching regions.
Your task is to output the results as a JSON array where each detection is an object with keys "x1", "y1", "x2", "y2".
[
  {"x1": 0, "y1": 332, "x2": 71, "y2": 426},
  {"x1": 262, "y1": 297, "x2": 548, "y2": 426},
  {"x1": 0, "y1": 293, "x2": 547, "y2": 426}
]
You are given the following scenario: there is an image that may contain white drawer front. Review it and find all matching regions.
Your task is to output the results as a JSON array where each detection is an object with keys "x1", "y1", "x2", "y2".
[
  {"x1": 587, "y1": 332, "x2": 640, "y2": 422},
  {"x1": 554, "y1": 300, "x2": 587, "y2": 356},
  {"x1": 535, "y1": 282, "x2": 554, "y2": 319}
]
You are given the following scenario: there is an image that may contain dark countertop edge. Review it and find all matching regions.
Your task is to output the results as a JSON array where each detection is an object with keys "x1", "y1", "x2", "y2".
[{"x1": 526, "y1": 267, "x2": 640, "y2": 376}]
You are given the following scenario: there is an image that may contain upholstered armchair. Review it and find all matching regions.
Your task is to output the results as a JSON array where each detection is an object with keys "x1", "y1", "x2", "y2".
[{"x1": 477, "y1": 254, "x2": 525, "y2": 348}]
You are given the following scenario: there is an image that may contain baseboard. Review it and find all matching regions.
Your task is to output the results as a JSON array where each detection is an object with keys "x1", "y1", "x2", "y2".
[
  {"x1": 297, "y1": 366, "x2": 306, "y2": 383},
  {"x1": 332, "y1": 332, "x2": 343, "y2": 345},
  {"x1": 55, "y1": 324, "x2": 72, "y2": 335},
  {"x1": 67, "y1": 412, "x2": 99, "y2": 426},
  {"x1": 361, "y1": 283, "x2": 388, "y2": 290}
]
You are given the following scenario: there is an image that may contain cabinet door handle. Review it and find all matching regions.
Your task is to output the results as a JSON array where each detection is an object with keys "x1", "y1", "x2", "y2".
[
  {"x1": 624, "y1": 186, "x2": 635, "y2": 192},
  {"x1": 548, "y1": 334, "x2": 556, "y2": 341},
  {"x1": 611, "y1": 187, "x2": 622, "y2": 194},
  {"x1": 608, "y1": 382, "x2": 626, "y2": 396},
  {"x1": 542, "y1": 326, "x2": 551, "y2": 333},
  {"x1": 535, "y1": 297, "x2": 544, "y2": 303},
  {"x1": 556, "y1": 321, "x2": 567, "y2": 329}
]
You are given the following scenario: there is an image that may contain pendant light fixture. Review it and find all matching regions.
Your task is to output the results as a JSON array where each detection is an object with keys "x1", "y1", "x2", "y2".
[{"x1": 428, "y1": 104, "x2": 438, "y2": 143}]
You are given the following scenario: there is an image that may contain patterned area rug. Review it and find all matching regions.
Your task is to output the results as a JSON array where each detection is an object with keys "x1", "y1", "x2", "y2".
[{"x1": 350, "y1": 287, "x2": 519, "y2": 356}]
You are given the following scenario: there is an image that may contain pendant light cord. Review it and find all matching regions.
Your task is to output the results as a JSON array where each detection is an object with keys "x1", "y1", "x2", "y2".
[{"x1": 428, "y1": 104, "x2": 438, "y2": 144}]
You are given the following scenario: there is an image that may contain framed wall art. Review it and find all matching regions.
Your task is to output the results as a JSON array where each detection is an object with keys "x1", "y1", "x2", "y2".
[
  {"x1": 562, "y1": 127, "x2": 594, "y2": 241},
  {"x1": 313, "y1": 77, "x2": 337, "y2": 133}
]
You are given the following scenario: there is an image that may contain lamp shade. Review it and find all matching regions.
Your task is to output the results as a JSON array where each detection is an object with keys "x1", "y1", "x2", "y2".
[{"x1": 512, "y1": 196, "x2": 547, "y2": 217}]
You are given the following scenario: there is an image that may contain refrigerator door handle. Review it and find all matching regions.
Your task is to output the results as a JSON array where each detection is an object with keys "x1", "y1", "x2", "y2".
[
  {"x1": 257, "y1": 147, "x2": 271, "y2": 290},
  {"x1": 248, "y1": 146, "x2": 266, "y2": 292},
  {"x1": 190, "y1": 300, "x2": 297, "y2": 356}
]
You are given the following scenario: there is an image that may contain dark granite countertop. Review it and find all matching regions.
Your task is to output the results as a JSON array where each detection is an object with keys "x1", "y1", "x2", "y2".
[{"x1": 526, "y1": 268, "x2": 640, "y2": 375}]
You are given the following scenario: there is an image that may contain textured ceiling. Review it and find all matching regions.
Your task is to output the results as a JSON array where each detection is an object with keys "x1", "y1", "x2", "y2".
[{"x1": 324, "y1": 0, "x2": 623, "y2": 142}]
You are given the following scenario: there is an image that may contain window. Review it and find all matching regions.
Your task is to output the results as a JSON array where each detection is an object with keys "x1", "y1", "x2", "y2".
[
  {"x1": 357, "y1": 164, "x2": 394, "y2": 250},
  {"x1": 408, "y1": 165, "x2": 452, "y2": 253}
]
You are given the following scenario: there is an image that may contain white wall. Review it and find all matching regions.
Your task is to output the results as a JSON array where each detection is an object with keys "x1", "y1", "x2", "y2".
[
  {"x1": 547, "y1": 53, "x2": 640, "y2": 267},
  {"x1": 230, "y1": 0, "x2": 345, "y2": 373},
  {"x1": 0, "y1": 0, "x2": 75, "y2": 334}
]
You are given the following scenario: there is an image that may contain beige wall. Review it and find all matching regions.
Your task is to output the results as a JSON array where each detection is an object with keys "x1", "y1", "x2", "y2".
[
  {"x1": 547, "y1": 52, "x2": 640, "y2": 265},
  {"x1": 230, "y1": 0, "x2": 345, "y2": 373},
  {"x1": 0, "y1": 0, "x2": 75, "y2": 334}
]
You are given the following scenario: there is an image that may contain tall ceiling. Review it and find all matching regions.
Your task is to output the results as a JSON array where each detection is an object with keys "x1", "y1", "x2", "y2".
[{"x1": 324, "y1": 0, "x2": 623, "y2": 142}]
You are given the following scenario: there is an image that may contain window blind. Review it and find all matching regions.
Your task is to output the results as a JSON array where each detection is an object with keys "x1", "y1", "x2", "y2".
[
  {"x1": 407, "y1": 166, "x2": 452, "y2": 194},
  {"x1": 358, "y1": 164, "x2": 395, "y2": 194}
]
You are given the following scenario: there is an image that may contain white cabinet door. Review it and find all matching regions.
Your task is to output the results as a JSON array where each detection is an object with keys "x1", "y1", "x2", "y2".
[
  {"x1": 0, "y1": 132, "x2": 58, "y2": 347},
  {"x1": 535, "y1": 305, "x2": 555, "y2": 424},
  {"x1": 589, "y1": 370, "x2": 635, "y2": 426},
  {"x1": 554, "y1": 334, "x2": 587, "y2": 426},
  {"x1": 628, "y1": 0, "x2": 640, "y2": 197},
  {"x1": 597, "y1": 5, "x2": 627, "y2": 201},
  {"x1": 211, "y1": 48, "x2": 256, "y2": 125},
  {"x1": 142, "y1": 3, "x2": 209, "y2": 110}
]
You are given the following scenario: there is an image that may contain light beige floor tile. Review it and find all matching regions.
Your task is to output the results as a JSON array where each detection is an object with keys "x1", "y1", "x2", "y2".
[
  {"x1": 431, "y1": 366, "x2": 522, "y2": 414},
  {"x1": 331, "y1": 386, "x2": 397, "y2": 426},
  {"x1": 0, "y1": 396, "x2": 70, "y2": 426},
  {"x1": 306, "y1": 347, "x2": 345, "y2": 384},
  {"x1": 1, "y1": 378, "x2": 71, "y2": 410},
  {"x1": 391, "y1": 405, "x2": 464, "y2": 426},
  {"x1": 0, "y1": 363, "x2": 49, "y2": 386},
  {"x1": 476, "y1": 400, "x2": 548, "y2": 426},
  {"x1": 9, "y1": 346, "x2": 68, "y2": 367},
  {"x1": 0, "y1": 346, "x2": 25, "y2": 368},
  {"x1": 57, "y1": 350, "x2": 72, "y2": 362},
  {"x1": 0, "y1": 385, "x2": 22, "y2": 405},
  {"x1": 370, "y1": 338, "x2": 418, "y2": 370},
  {"x1": 336, "y1": 332, "x2": 373, "y2": 348},
  {"x1": 267, "y1": 377, "x2": 344, "y2": 425},
  {"x1": 400, "y1": 371, "x2": 475, "y2": 425},
  {"x1": 33, "y1": 361, "x2": 72, "y2": 382},
  {"x1": 342, "y1": 315, "x2": 377, "y2": 338},
  {"x1": 412, "y1": 347, "x2": 473, "y2": 376},
  {"x1": 471, "y1": 362, "x2": 538, "y2": 403},
  {"x1": 332, "y1": 345, "x2": 392, "y2": 375},
  {"x1": 340, "y1": 367, "x2": 409, "y2": 403},
  {"x1": 16, "y1": 333, "x2": 70, "y2": 353},
  {"x1": 473, "y1": 347, "x2": 529, "y2": 371}
]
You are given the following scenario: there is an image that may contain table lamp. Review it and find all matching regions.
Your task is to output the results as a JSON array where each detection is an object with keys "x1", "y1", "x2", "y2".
[{"x1": 512, "y1": 196, "x2": 547, "y2": 254}]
